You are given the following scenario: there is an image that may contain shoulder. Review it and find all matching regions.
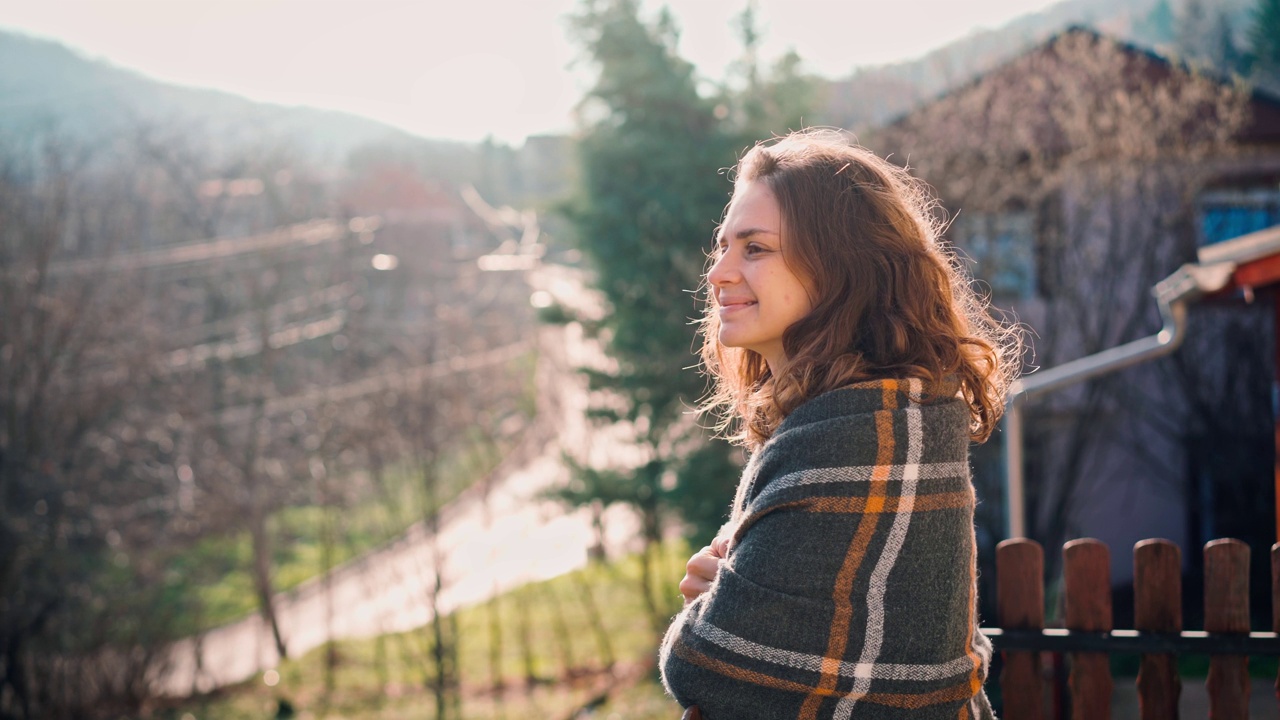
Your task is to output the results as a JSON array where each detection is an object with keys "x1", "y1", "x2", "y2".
[
  {"x1": 780, "y1": 377, "x2": 964, "y2": 427},
  {"x1": 730, "y1": 377, "x2": 971, "y2": 523},
  {"x1": 760, "y1": 377, "x2": 968, "y2": 465}
]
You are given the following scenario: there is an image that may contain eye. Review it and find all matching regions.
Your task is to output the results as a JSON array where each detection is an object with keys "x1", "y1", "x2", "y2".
[{"x1": 744, "y1": 242, "x2": 766, "y2": 256}]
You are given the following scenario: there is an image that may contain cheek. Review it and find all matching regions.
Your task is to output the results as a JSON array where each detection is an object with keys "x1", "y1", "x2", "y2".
[
  {"x1": 782, "y1": 277, "x2": 813, "y2": 315},
  {"x1": 788, "y1": 294, "x2": 811, "y2": 319}
]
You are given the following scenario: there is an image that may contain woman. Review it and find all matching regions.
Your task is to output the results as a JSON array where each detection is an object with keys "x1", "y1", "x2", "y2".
[{"x1": 659, "y1": 130, "x2": 1018, "y2": 719}]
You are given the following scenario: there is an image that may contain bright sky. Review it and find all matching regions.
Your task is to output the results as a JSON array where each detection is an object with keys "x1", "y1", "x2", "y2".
[{"x1": 0, "y1": 0, "x2": 1065, "y2": 145}]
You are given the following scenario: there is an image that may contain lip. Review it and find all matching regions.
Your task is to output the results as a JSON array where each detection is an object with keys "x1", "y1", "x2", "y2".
[{"x1": 718, "y1": 299, "x2": 756, "y2": 313}]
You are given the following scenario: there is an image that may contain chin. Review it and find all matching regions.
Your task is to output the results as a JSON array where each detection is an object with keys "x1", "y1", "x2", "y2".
[
  {"x1": 717, "y1": 329, "x2": 747, "y2": 350},
  {"x1": 718, "y1": 335, "x2": 765, "y2": 358}
]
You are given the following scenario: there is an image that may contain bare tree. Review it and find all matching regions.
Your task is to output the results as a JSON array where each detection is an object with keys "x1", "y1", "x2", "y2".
[
  {"x1": 1, "y1": 114, "x2": 540, "y2": 717},
  {"x1": 874, "y1": 29, "x2": 1256, "y2": 577},
  {"x1": 0, "y1": 135, "x2": 199, "y2": 719},
  {"x1": 160, "y1": 142, "x2": 355, "y2": 662}
]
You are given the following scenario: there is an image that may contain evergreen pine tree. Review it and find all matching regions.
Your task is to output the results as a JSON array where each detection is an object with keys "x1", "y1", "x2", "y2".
[
  {"x1": 1211, "y1": 11, "x2": 1245, "y2": 75},
  {"x1": 560, "y1": 0, "x2": 817, "y2": 555},
  {"x1": 1176, "y1": 0, "x2": 1215, "y2": 63},
  {"x1": 1250, "y1": 0, "x2": 1280, "y2": 80},
  {"x1": 1136, "y1": 0, "x2": 1177, "y2": 46},
  {"x1": 725, "y1": 2, "x2": 819, "y2": 142},
  {"x1": 563, "y1": 0, "x2": 739, "y2": 560}
]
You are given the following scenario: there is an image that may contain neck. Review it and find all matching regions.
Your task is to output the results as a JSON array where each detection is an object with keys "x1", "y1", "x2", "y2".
[{"x1": 763, "y1": 351, "x2": 787, "y2": 377}]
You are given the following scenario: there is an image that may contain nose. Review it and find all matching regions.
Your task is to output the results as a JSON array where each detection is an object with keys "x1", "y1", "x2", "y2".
[{"x1": 706, "y1": 248, "x2": 739, "y2": 288}]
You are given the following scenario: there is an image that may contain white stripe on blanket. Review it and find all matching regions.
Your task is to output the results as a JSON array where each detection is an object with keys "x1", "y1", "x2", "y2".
[
  {"x1": 690, "y1": 621, "x2": 977, "y2": 682},
  {"x1": 836, "y1": 378, "x2": 925, "y2": 719},
  {"x1": 752, "y1": 461, "x2": 967, "y2": 495}
]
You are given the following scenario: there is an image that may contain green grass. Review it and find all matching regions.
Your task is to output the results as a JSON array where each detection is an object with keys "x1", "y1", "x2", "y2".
[
  {"x1": 162, "y1": 541, "x2": 691, "y2": 720},
  {"x1": 179, "y1": 435, "x2": 512, "y2": 633}
]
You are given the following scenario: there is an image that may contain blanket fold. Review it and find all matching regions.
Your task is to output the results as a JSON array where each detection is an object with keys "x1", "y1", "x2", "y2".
[{"x1": 660, "y1": 378, "x2": 995, "y2": 720}]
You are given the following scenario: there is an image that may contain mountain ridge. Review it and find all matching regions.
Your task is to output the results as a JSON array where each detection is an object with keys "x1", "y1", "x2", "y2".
[{"x1": 0, "y1": 29, "x2": 467, "y2": 161}]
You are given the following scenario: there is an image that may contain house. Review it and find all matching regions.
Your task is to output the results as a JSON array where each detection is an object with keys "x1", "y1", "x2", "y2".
[
  {"x1": 337, "y1": 163, "x2": 537, "y2": 359},
  {"x1": 871, "y1": 27, "x2": 1280, "y2": 609}
]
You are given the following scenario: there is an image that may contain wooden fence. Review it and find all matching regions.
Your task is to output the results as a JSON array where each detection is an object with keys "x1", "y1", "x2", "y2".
[{"x1": 984, "y1": 537, "x2": 1280, "y2": 719}]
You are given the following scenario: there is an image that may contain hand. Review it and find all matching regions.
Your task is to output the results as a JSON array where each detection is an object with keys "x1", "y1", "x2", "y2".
[{"x1": 679, "y1": 536, "x2": 729, "y2": 605}]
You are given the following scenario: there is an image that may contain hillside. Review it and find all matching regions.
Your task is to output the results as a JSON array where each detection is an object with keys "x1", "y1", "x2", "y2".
[
  {"x1": 0, "y1": 30, "x2": 469, "y2": 164},
  {"x1": 0, "y1": 30, "x2": 585, "y2": 205},
  {"x1": 819, "y1": 0, "x2": 1256, "y2": 130}
]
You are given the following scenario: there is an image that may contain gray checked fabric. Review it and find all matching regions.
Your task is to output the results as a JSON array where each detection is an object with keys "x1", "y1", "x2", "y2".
[{"x1": 660, "y1": 378, "x2": 995, "y2": 719}]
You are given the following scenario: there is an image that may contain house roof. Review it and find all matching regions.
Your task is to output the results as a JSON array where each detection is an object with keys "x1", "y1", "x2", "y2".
[
  {"x1": 883, "y1": 25, "x2": 1280, "y2": 145},
  {"x1": 1199, "y1": 224, "x2": 1280, "y2": 300}
]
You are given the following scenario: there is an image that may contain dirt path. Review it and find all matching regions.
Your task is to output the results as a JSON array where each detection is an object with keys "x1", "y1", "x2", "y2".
[{"x1": 156, "y1": 265, "x2": 644, "y2": 696}]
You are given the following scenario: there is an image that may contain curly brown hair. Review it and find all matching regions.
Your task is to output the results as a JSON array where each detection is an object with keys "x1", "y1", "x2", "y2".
[{"x1": 699, "y1": 130, "x2": 1021, "y2": 450}]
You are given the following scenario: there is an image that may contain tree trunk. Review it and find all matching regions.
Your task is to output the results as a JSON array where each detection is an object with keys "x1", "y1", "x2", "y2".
[
  {"x1": 637, "y1": 505, "x2": 667, "y2": 637},
  {"x1": 428, "y1": 561, "x2": 449, "y2": 719},
  {"x1": 542, "y1": 581, "x2": 576, "y2": 677},
  {"x1": 638, "y1": 533, "x2": 665, "y2": 637},
  {"x1": 322, "y1": 498, "x2": 337, "y2": 695},
  {"x1": 248, "y1": 503, "x2": 288, "y2": 661},
  {"x1": 488, "y1": 585, "x2": 505, "y2": 690},
  {"x1": 573, "y1": 569, "x2": 615, "y2": 670},
  {"x1": 447, "y1": 612, "x2": 462, "y2": 720},
  {"x1": 589, "y1": 502, "x2": 607, "y2": 563},
  {"x1": 516, "y1": 588, "x2": 537, "y2": 689}
]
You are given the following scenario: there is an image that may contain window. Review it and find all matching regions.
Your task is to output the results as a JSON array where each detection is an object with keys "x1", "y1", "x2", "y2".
[
  {"x1": 1199, "y1": 186, "x2": 1280, "y2": 246},
  {"x1": 953, "y1": 210, "x2": 1036, "y2": 299}
]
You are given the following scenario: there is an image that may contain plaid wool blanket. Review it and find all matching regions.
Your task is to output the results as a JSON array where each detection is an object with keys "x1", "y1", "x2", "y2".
[{"x1": 660, "y1": 378, "x2": 995, "y2": 719}]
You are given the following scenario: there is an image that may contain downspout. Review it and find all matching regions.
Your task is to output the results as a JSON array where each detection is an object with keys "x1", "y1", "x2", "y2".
[{"x1": 1003, "y1": 262, "x2": 1236, "y2": 538}]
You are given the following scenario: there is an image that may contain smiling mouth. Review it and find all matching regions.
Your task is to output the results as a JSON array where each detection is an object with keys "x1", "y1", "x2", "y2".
[{"x1": 719, "y1": 301, "x2": 756, "y2": 313}]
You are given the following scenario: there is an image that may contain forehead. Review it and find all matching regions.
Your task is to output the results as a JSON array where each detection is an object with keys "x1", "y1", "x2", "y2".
[{"x1": 721, "y1": 181, "x2": 781, "y2": 234}]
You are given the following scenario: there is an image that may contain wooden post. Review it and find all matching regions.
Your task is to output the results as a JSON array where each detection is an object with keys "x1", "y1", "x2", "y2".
[
  {"x1": 1205, "y1": 539, "x2": 1250, "y2": 720},
  {"x1": 1064, "y1": 538, "x2": 1111, "y2": 720},
  {"x1": 1272, "y1": 544, "x2": 1280, "y2": 708},
  {"x1": 998, "y1": 539, "x2": 1045, "y2": 720},
  {"x1": 1134, "y1": 539, "x2": 1181, "y2": 719},
  {"x1": 1273, "y1": 289, "x2": 1279, "y2": 546}
]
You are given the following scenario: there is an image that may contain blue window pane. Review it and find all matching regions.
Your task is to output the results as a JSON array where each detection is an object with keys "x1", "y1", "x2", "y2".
[{"x1": 1201, "y1": 205, "x2": 1280, "y2": 246}]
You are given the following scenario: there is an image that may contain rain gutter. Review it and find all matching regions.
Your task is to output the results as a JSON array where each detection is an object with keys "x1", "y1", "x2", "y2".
[{"x1": 1002, "y1": 261, "x2": 1236, "y2": 538}]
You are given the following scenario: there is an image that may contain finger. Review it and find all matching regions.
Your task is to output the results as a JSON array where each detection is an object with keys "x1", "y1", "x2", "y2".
[
  {"x1": 710, "y1": 536, "x2": 729, "y2": 557},
  {"x1": 679, "y1": 574, "x2": 712, "y2": 602},
  {"x1": 686, "y1": 553, "x2": 721, "y2": 582},
  {"x1": 686, "y1": 547, "x2": 716, "y2": 571}
]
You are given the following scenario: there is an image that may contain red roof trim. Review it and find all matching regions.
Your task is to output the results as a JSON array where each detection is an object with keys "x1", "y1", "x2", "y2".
[{"x1": 1204, "y1": 253, "x2": 1280, "y2": 303}]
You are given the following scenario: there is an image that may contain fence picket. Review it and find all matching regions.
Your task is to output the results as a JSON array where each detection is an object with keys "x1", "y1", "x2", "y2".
[
  {"x1": 1064, "y1": 538, "x2": 1111, "y2": 720},
  {"x1": 1204, "y1": 539, "x2": 1250, "y2": 720},
  {"x1": 1272, "y1": 544, "x2": 1280, "y2": 709},
  {"x1": 997, "y1": 539, "x2": 1045, "y2": 720},
  {"x1": 1134, "y1": 539, "x2": 1181, "y2": 720}
]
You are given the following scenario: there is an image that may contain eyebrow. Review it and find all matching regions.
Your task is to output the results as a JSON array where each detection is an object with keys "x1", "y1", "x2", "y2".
[{"x1": 714, "y1": 227, "x2": 781, "y2": 243}]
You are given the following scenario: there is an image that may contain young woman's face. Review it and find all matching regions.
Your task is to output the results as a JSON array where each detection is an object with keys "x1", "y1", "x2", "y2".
[{"x1": 707, "y1": 181, "x2": 814, "y2": 371}]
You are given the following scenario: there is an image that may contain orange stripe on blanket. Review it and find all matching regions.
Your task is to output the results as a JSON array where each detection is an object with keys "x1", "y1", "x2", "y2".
[
  {"x1": 673, "y1": 638, "x2": 978, "y2": 712},
  {"x1": 798, "y1": 380, "x2": 899, "y2": 720},
  {"x1": 672, "y1": 640, "x2": 828, "y2": 696},
  {"x1": 860, "y1": 679, "x2": 977, "y2": 709},
  {"x1": 797, "y1": 492, "x2": 973, "y2": 514}
]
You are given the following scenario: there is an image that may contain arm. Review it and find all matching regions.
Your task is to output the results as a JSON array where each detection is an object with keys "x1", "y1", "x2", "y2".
[{"x1": 662, "y1": 470, "x2": 991, "y2": 718}]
